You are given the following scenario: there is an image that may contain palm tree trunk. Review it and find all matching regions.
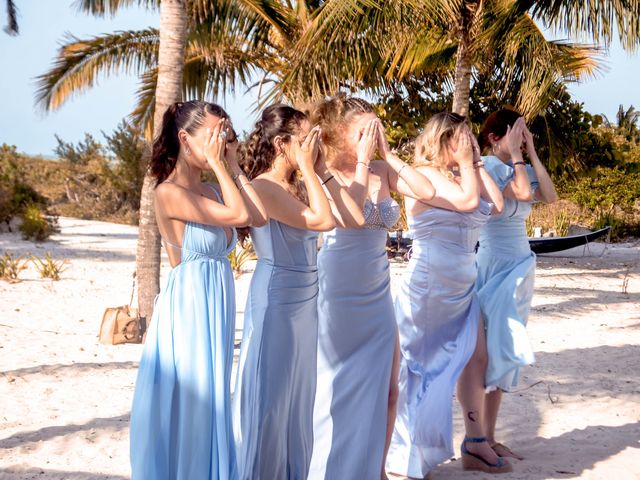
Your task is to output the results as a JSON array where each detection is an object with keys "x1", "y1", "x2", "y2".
[
  {"x1": 136, "y1": 0, "x2": 188, "y2": 327},
  {"x1": 452, "y1": 33, "x2": 472, "y2": 118}
]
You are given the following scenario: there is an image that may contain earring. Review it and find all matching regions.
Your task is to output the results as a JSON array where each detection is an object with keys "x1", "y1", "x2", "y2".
[
  {"x1": 185, "y1": 148, "x2": 191, "y2": 155},
  {"x1": 492, "y1": 143, "x2": 498, "y2": 155}
]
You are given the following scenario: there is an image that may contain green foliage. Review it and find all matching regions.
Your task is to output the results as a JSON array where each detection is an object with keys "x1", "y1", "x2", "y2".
[
  {"x1": 49, "y1": 121, "x2": 147, "y2": 224},
  {"x1": 102, "y1": 120, "x2": 147, "y2": 211},
  {"x1": 0, "y1": 144, "x2": 52, "y2": 233},
  {"x1": 54, "y1": 133, "x2": 105, "y2": 165},
  {"x1": 19, "y1": 204, "x2": 58, "y2": 241},
  {"x1": 31, "y1": 252, "x2": 67, "y2": 281},
  {"x1": 560, "y1": 166, "x2": 640, "y2": 212},
  {"x1": 552, "y1": 208, "x2": 570, "y2": 237},
  {"x1": 0, "y1": 252, "x2": 28, "y2": 282}
]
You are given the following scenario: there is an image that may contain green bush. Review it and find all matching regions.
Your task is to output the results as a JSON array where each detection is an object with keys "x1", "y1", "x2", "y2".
[
  {"x1": 19, "y1": 204, "x2": 58, "y2": 241},
  {"x1": 560, "y1": 166, "x2": 640, "y2": 212}
]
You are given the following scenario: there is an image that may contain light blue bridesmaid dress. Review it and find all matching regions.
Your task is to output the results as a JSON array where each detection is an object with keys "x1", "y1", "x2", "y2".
[
  {"x1": 476, "y1": 155, "x2": 539, "y2": 391},
  {"x1": 233, "y1": 219, "x2": 319, "y2": 480},
  {"x1": 387, "y1": 199, "x2": 492, "y2": 479},
  {"x1": 130, "y1": 187, "x2": 238, "y2": 480},
  {"x1": 309, "y1": 197, "x2": 400, "y2": 480}
]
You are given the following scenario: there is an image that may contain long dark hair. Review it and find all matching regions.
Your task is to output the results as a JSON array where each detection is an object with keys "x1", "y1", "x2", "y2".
[
  {"x1": 240, "y1": 104, "x2": 307, "y2": 181},
  {"x1": 150, "y1": 100, "x2": 231, "y2": 186},
  {"x1": 478, "y1": 108, "x2": 521, "y2": 153}
]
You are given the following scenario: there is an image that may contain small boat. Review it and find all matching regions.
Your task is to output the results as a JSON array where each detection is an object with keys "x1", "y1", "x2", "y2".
[{"x1": 528, "y1": 227, "x2": 611, "y2": 254}]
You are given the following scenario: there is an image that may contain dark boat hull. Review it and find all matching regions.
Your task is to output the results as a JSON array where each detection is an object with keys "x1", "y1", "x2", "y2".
[{"x1": 528, "y1": 227, "x2": 611, "y2": 254}]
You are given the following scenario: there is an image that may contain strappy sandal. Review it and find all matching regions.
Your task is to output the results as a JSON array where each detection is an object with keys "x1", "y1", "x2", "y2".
[
  {"x1": 491, "y1": 442, "x2": 524, "y2": 460},
  {"x1": 461, "y1": 436, "x2": 513, "y2": 474}
]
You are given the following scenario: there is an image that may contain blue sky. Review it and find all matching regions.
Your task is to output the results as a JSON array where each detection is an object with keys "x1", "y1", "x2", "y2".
[{"x1": 1, "y1": 3, "x2": 639, "y2": 156}]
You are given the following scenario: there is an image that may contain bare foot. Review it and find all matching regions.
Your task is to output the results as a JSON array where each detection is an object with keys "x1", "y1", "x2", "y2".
[{"x1": 491, "y1": 442, "x2": 524, "y2": 460}]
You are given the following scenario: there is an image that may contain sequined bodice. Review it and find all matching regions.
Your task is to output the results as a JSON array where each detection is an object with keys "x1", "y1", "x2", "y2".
[{"x1": 363, "y1": 197, "x2": 401, "y2": 230}]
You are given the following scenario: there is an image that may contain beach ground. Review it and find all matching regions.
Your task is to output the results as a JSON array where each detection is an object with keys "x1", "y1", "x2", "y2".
[{"x1": 1, "y1": 217, "x2": 638, "y2": 479}]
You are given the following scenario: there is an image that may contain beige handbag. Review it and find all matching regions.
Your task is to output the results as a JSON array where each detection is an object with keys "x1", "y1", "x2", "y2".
[{"x1": 98, "y1": 272, "x2": 142, "y2": 345}]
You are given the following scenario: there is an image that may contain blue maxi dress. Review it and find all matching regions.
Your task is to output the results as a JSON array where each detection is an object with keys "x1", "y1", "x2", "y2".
[
  {"x1": 477, "y1": 155, "x2": 539, "y2": 391},
  {"x1": 387, "y1": 200, "x2": 492, "y2": 478},
  {"x1": 233, "y1": 219, "x2": 319, "y2": 480},
  {"x1": 309, "y1": 197, "x2": 400, "y2": 480},
  {"x1": 130, "y1": 207, "x2": 238, "y2": 479}
]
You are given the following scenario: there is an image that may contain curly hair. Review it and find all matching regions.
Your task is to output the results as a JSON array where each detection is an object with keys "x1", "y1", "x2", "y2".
[
  {"x1": 239, "y1": 104, "x2": 307, "y2": 185},
  {"x1": 308, "y1": 93, "x2": 375, "y2": 165},
  {"x1": 150, "y1": 100, "x2": 232, "y2": 186}
]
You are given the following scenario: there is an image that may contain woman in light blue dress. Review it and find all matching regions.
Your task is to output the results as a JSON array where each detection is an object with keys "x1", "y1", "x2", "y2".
[
  {"x1": 475, "y1": 109, "x2": 558, "y2": 460},
  {"x1": 387, "y1": 113, "x2": 505, "y2": 479},
  {"x1": 130, "y1": 101, "x2": 266, "y2": 480},
  {"x1": 308, "y1": 96, "x2": 436, "y2": 480},
  {"x1": 233, "y1": 104, "x2": 362, "y2": 480}
]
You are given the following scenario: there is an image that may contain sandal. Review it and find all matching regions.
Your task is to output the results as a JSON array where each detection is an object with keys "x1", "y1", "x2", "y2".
[
  {"x1": 491, "y1": 442, "x2": 524, "y2": 460},
  {"x1": 461, "y1": 437, "x2": 513, "y2": 474}
]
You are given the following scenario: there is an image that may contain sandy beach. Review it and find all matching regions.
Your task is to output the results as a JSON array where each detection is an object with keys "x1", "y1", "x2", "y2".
[{"x1": 1, "y1": 217, "x2": 638, "y2": 480}]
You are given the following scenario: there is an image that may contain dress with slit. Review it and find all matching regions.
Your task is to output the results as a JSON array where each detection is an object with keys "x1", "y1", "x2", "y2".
[
  {"x1": 387, "y1": 200, "x2": 492, "y2": 478},
  {"x1": 309, "y1": 197, "x2": 400, "y2": 480}
]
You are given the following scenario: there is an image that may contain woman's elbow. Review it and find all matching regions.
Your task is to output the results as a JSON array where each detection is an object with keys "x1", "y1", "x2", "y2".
[
  {"x1": 416, "y1": 186, "x2": 436, "y2": 202},
  {"x1": 250, "y1": 214, "x2": 268, "y2": 228},
  {"x1": 459, "y1": 196, "x2": 480, "y2": 213}
]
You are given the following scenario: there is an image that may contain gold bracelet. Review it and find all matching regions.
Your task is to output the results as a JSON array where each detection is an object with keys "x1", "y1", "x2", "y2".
[{"x1": 356, "y1": 161, "x2": 369, "y2": 167}]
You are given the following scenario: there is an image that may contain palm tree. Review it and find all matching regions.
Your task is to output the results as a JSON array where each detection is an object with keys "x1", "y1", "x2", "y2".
[
  {"x1": 293, "y1": 0, "x2": 640, "y2": 119},
  {"x1": 287, "y1": 0, "x2": 604, "y2": 119},
  {"x1": 60, "y1": 0, "x2": 188, "y2": 324},
  {"x1": 4, "y1": 0, "x2": 18, "y2": 35},
  {"x1": 615, "y1": 104, "x2": 640, "y2": 140}
]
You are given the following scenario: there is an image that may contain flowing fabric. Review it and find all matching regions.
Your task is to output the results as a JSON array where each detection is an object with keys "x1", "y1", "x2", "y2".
[
  {"x1": 130, "y1": 208, "x2": 238, "y2": 480},
  {"x1": 233, "y1": 219, "x2": 319, "y2": 480},
  {"x1": 309, "y1": 198, "x2": 399, "y2": 480},
  {"x1": 477, "y1": 155, "x2": 539, "y2": 391},
  {"x1": 387, "y1": 201, "x2": 492, "y2": 478}
]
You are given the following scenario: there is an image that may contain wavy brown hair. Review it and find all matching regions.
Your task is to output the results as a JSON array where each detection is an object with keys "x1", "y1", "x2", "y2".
[
  {"x1": 308, "y1": 94, "x2": 374, "y2": 166},
  {"x1": 150, "y1": 100, "x2": 232, "y2": 186}
]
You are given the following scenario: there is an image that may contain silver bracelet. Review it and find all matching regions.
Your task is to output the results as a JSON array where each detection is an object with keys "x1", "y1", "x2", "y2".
[{"x1": 397, "y1": 164, "x2": 408, "y2": 176}]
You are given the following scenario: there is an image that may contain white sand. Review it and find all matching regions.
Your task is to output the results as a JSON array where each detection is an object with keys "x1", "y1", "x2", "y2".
[{"x1": 1, "y1": 217, "x2": 638, "y2": 479}]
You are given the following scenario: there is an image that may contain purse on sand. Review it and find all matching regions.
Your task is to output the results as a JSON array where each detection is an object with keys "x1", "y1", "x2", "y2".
[{"x1": 98, "y1": 272, "x2": 142, "y2": 345}]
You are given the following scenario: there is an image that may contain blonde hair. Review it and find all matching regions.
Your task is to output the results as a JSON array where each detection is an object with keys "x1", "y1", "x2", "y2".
[
  {"x1": 308, "y1": 93, "x2": 374, "y2": 166},
  {"x1": 414, "y1": 112, "x2": 467, "y2": 174}
]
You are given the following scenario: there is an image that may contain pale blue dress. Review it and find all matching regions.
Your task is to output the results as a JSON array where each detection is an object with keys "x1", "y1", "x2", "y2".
[
  {"x1": 387, "y1": 200, "x2": 492, "y2": 478},
  {"x1": 477, "y1": 155, "x2": 539, "y2": 391},
  {"x1": 309, "y1": 197, "x2": 400, "y2": 480},
  {"x1": 130, "y1": 188, "x2": 238, "y2": 480},
  {"x1": 233, "y1": 219, "x2": 319, "y2": 480}
]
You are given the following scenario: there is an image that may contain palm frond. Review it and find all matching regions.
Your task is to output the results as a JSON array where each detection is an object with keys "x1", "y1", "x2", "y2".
[
  {"x1": 522, "y1": 0, "x2": 640, "y2": 51},
  {"x1": 73, "y1": 0, "x2": 157, "y2": 16},
  {"x1": 4, "y1": 0, "x2": 18, "y2": 35},
  {"x1": 35, "y1": 29, "x2": 160, "y2": 111}
]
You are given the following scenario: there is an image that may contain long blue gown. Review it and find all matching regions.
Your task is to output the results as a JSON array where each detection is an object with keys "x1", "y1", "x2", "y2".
[
  {"x1": 233, "y1": 219, "x2": 319, "y2": 480},
  {"x1": 387, "y1": 200, "x2": 492, "y2": 478},
  {"x1": 309, "y1": 197, "x2": 400, "y2": 480},
  {"x1": 130, "y1": 197, "x2": 238, "y2": 480},
  {"x1": 477, "y1": 155, "x2": 539, "y2": 391}
]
